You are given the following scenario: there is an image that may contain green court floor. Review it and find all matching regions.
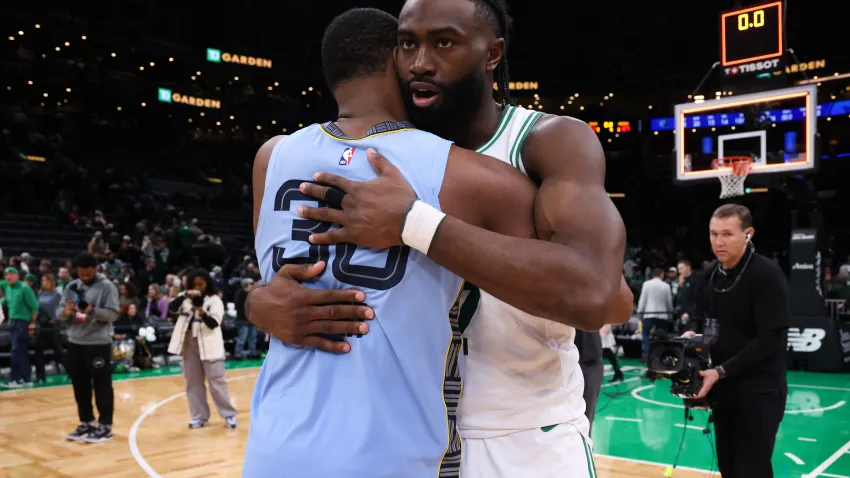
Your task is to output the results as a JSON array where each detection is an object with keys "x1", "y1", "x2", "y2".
[{"x1": 594, "y1": 360, "x2": 850, "y2": 478}]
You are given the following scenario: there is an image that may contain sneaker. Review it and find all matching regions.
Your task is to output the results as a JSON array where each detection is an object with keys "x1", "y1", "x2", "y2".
[
  {"x1": 188, "y1": 420, "x2": 208, "y2": 429},
  {"x1": 225, "y1": 416, "x2": 237, "y2": 429},
  {"x1": 67, "y1": 423, "x2": 94, "y2": 442},
  {"x1": 1, "y1": 380, "x2": 32, "y2": 389},
  {"x1": 82, "y1": 424, "x2": 113, "y2": 443}
]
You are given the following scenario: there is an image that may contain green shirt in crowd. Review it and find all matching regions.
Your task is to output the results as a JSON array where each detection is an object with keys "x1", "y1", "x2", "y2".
[{"x1": 0, "y1": 280, "x2": 39, "y2": 321}]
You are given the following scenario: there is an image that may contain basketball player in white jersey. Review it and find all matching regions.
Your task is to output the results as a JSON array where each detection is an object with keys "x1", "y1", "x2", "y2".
[{"x1": 290, "y1": 0, "x2": 633, "y2": 476}]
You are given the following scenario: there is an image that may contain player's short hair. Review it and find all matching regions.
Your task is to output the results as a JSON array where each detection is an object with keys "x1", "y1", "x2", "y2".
[
  {"x1": 73, "y1": 252, "x2": 98, "y2": 269},
  {"x1": 677, "y1": 259, "x2": 692, "y2": 268},
  {"x1": 321, "y1": 8, "x2": 399, "y2": 90},
  {"x1": 652, "y1": 267, "x2": 665, "y2": 278},
  {"x1": 712, "y1": 204, "x2": 753, "y2": 230}
]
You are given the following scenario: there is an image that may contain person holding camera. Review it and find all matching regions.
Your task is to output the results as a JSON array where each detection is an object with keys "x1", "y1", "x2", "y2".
[
  {"x1": 167, "y1": 268, "x2": 237, "y2": 429},
  {"x1": 683, "y1": 204, "x2": 790, "y2": 477},
  {"x1": 61, "y1": 252, "x2": 120, "y2": 443}
]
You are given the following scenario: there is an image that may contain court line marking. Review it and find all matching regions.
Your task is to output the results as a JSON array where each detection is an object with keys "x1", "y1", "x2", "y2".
[
  {"x1": 802, "y1": 439, "x2": 850, "y2": 478},
  {"x1": 605, "y1": 417, "x2": 642, "y2": 423},
  {"x1": 129, "y1": 374, "x2": 254, "y2": 478},
  {"x1": 820, "y1": 474, "x2": 850, "y2": 478},
  {"x1": 632, "y1": 384, "x2": 847, "y2": 414},
  {"x1": 786, "y1": 401, "x2": 846, "y2": 415},
  {"x1": 786, "y1": 452, "x2": 806, "y2": 465},
  {"x1": 593, "y1": 453, "x2": 715, "y2": 474},
  {"x1": 799, "y1": 437, "x2": 818, "y2": 442},
  {"x1": 674, "y1": 423, "x2": 705, "y2": 431},
  {"x1": 790, "y1": 384, "x2": 850, "y2": 392}
]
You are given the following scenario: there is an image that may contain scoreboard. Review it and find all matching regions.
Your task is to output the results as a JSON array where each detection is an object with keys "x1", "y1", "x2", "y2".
[{"x1": 721, "y1": 2, "x2": 783, "y2": 67}]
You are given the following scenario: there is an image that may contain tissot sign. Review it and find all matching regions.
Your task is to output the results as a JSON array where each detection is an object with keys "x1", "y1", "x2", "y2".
[{"x1": 207, "y1": 48, "x2": 272, "y2": 68}]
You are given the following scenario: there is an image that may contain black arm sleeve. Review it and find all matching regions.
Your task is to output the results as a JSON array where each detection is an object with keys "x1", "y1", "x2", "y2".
[
  {"x1": 201, "y1": 315, "x2": 219, "y2": 329},
  {"x1": 721, "y1": 267, "x2": 791, "y2": 379},
  {"x1": 167, "y1": 295, "x2": 185, "y2": 314}
]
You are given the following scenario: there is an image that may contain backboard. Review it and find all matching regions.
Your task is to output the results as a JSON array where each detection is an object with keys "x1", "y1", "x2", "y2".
[{"x1": 674, "y1": 84, "x2": 818, "y2": 183}]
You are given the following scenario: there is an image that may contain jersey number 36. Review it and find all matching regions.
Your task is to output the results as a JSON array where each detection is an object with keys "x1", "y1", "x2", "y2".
[{"x1": 271, "y1": 179, "x2": 410, "y2": 290}]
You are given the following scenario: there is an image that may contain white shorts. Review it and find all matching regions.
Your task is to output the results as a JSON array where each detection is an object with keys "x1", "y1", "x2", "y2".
[{"x1": 460, "y1": 423, "x2": 597, "y2": 478}]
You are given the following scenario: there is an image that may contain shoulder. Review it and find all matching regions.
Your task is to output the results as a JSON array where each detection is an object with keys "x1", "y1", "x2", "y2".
[
  {"x1": 521, "y1": 114, "x2": 604, "y2": 181},
  {"x1": 750, "y1": 253, "x2": 787, "y2": 283},
  {"x1": 253, "y1": 135, "x2": 289, "y2": 177}
]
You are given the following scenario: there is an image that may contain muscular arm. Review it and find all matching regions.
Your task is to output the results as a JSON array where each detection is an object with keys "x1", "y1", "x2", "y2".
[
  {"x1": 252, "y1": 135, "x2": 287, "y2": 235},
  {"x1": 438, "y1": 145, "x2": 537, "y2": 241},
  {"x1": 427, "y1": 117, "x2": 629, "y2": 330}
]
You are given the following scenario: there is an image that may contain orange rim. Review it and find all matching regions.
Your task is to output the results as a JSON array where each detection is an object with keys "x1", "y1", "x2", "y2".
[{"x1": 712, "y1": 156, "x2": 753, "y2": 176}]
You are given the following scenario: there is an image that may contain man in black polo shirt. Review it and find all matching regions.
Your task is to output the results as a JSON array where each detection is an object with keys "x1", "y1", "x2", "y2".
[{"x1": 684, "y1": 204, "x2": 790, "y2": 477}]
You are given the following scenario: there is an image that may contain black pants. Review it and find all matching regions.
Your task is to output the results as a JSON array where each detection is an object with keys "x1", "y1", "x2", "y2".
[
  {"x1": 602, "y1": 348, "x2": 623, "y2": 377},
  {"x1": 66, "y1": 343, "x2": 114, "y2": 425},
  {"x1": 33, "y1": 326, "x2": 65, "y2": 381},
  {"x1": 712, "y1": 387, "x2": 787, "y2": 477},
  {"x1": 575, "y1": 330, "x2": 603, "y2": 436}
]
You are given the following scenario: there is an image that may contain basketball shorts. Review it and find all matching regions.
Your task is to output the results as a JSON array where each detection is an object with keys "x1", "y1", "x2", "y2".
[{"x1": 460, "y1": 423, "x2": 597, "y2": 478}]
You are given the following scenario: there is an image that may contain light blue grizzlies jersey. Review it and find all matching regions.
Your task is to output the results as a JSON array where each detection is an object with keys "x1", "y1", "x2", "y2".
[{"x1": 245, "y1": 121, "x2": 465, "y2": 478}]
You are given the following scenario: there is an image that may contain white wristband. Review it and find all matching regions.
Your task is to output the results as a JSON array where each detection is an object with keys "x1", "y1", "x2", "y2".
[{"x1": 401, "y1": 200, "x2": 446, "y2": 255}]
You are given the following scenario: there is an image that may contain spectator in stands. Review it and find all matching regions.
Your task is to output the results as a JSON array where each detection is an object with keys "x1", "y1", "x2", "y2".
[
  {"x1": 34, "y1": 273, "x2": 65, "y2": 383},
  {"x1": 167, "y1": 268, "x2": 237, "y2": 429},
  {"x1": 637, "y1": 267, "x2": 674, "y2": 361},
  {"x1": 114, "y1": 303, "x2": 144, "y2": 340},
  {"x1": 61, "y1": 252, "x2": 119, "y2": 443},
  {"x1": 676, "y1": 259, "x2": 697, "y2": 327},
  {"x1": 38, "y1": 259, "x2": 52, "y2": 280},
  {"x1": 234, "y1": 278, "x2": 258, "y2": 359},
  {"x1": 140, "y1": 235, "x2": 155, "y2": 262},
  {"x1": 57, "y1": 267, "x2": 72, "y2": 291},
  {"x1": 19, "y1": 252, "x2": 32, "y2": 273},
  {"x1": 117, "y1": 282, "x2": 139, "y2": 307},
  {"x1": 145, "y1": 284, "x2": 169, "y2": 322},
  {"x1": 24, "y1": 273, "x2": 39, "y2": 291},
  {"x1": 665, "y1": 267, "x2": 679, "y2": 296},
  {"x1": 0, "y1": 266, "x2": 39, "y2": 388},
  {"x1": 92, "y1": 210, "x2": 107, "y2": 230},
  {"x1": 88, "y1": 231, "x2": 107, "y2": 258},
  {"x1": 101, "y1": 250, "x2": 123, "y2": 281}
]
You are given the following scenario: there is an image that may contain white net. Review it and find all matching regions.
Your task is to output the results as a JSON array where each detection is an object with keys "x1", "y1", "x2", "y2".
[{"x1": 713, "y1": 158, "x2": 752, "y2": 199}]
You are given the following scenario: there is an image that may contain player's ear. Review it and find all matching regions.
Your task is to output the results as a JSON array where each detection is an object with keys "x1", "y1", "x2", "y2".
[{"x1": 485, "y1": 37, "x2": 504, "y2": 73}]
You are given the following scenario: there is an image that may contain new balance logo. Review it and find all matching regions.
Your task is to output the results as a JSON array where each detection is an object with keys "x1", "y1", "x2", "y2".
[{"x1": 788, "y1": 328, "x2": 826, "y2": 353}]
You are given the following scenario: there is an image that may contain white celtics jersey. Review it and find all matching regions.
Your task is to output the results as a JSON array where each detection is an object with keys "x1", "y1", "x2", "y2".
[{"x1": 456, "y1": 105, "x2": 589, "y2": 439}]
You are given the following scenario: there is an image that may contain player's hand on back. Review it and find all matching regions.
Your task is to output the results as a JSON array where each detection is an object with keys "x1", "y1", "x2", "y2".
[
  {"x1": 246, "y1": 261, "x2": 375, "y2": 354},
  {"x1": 297, "y1": 148, "x2": 415, "y2": 249}
]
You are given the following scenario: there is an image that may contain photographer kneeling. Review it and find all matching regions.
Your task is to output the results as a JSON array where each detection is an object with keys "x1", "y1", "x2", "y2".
[{"x1": 683, "y1": 204, "x2": 790, "y2": 477}]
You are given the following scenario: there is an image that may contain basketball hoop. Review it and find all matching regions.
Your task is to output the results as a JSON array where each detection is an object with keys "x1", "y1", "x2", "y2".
[{"x1": 712, "y1": 156, "x2": 753, "y2": 199}]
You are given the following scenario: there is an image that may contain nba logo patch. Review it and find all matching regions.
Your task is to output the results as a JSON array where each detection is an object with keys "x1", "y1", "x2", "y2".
[{"x1": 339, "y1": 147, "x2": 356, "y2": 166}]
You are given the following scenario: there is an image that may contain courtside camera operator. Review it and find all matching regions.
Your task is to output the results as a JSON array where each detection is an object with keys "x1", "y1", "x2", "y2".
[{"x1": 682, "y1": 204, "x2": 791, "y2": 477}]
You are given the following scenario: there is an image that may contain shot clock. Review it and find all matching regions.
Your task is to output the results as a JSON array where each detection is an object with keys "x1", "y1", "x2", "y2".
[{"x1": 721, "y1": 1, "x2": 783, "y2": 67}]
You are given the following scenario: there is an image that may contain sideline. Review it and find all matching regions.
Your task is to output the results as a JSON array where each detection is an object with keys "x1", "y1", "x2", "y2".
[{"x1": 128, "y1": 374, "x2": 254, "y2": 477}]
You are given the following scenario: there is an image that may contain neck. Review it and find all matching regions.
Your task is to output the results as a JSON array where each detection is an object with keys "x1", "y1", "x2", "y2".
[
  {"x1": 334, "y1": 77, "x2": 407, "y2": 138},
  {"x1": 445, "y1": 94, "x2": 504, "y2": 150}
]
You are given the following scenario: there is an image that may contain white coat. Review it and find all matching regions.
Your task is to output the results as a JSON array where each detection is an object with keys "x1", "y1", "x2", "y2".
[{"x1": 167, "y1": 293, "x2": 226, "y2": 361}]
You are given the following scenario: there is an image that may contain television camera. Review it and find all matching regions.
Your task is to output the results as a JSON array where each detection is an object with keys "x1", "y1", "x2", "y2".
[{"x1": 645, "y1": 319, "x2": 720, "y2": 409}]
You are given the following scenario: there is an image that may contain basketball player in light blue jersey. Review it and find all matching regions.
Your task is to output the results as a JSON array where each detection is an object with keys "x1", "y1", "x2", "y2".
[{"x1": 245, "y1": 8, "x2": 538, "y2": 478}]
